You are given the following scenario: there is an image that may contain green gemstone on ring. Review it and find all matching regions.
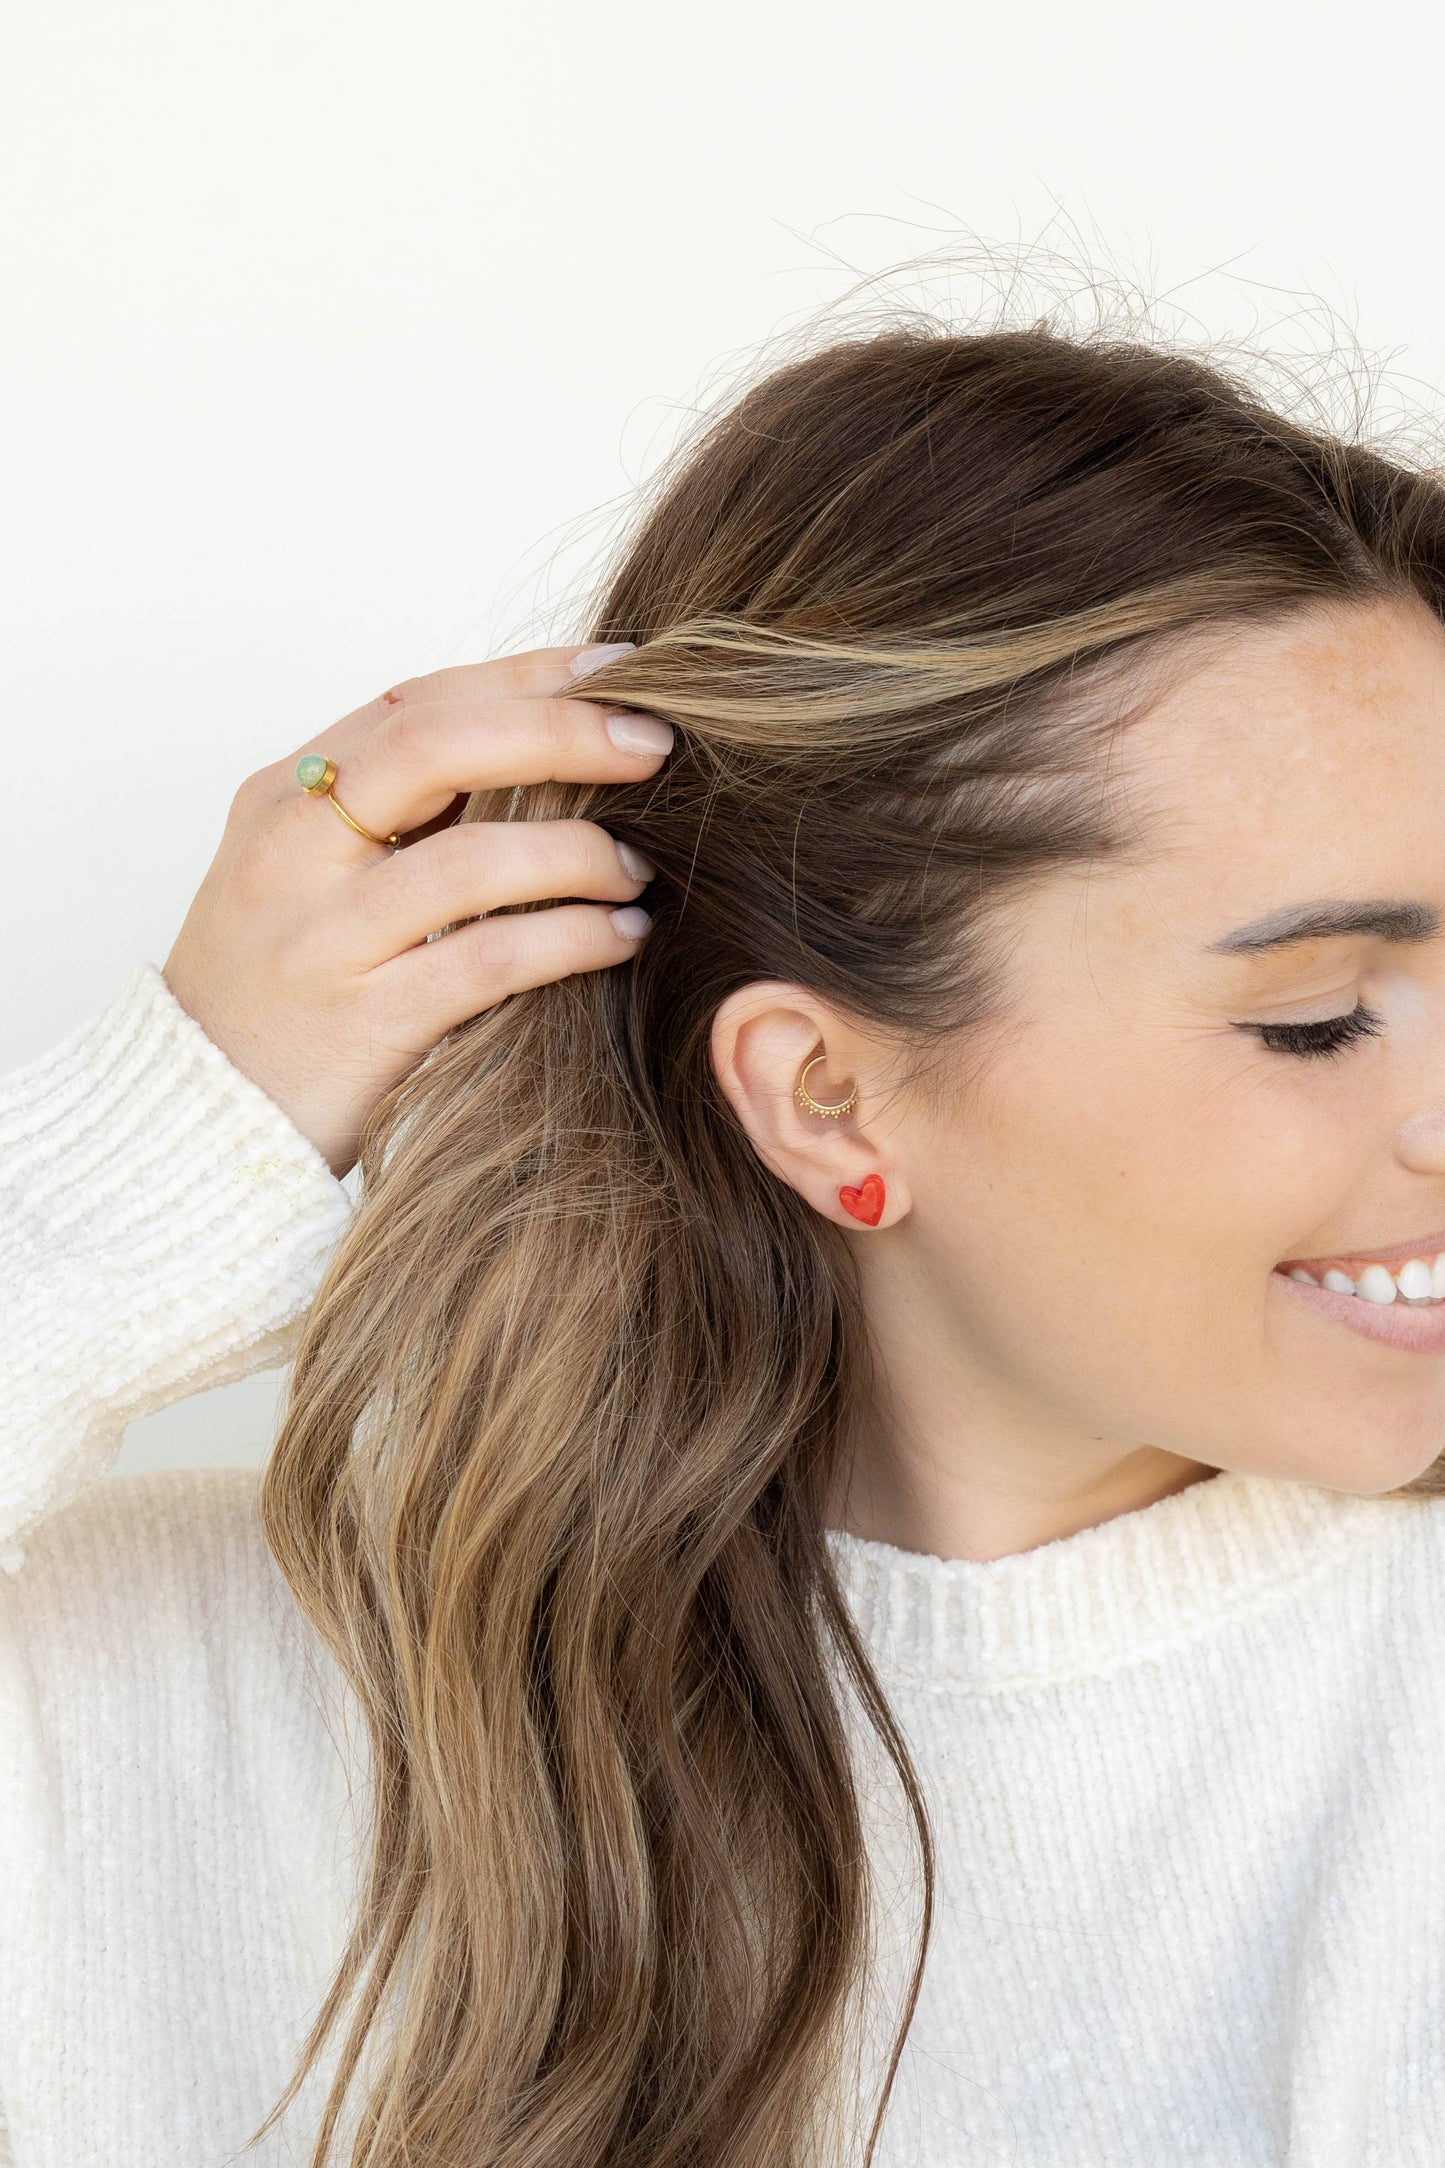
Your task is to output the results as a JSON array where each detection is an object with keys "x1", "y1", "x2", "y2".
[{"x1": 295, "y1": 753, "x2": 330, "y2": 791}]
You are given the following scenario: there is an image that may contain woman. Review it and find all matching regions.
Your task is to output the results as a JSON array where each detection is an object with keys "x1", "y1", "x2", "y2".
[{"x1": 3, "y1": 318, "x2": 1445, "y2": 2167}]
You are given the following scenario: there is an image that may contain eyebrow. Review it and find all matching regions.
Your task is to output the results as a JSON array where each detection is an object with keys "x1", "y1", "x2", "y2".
[{"x1": 1206, "y1": 899, "x2": 1443, "y2": 955}]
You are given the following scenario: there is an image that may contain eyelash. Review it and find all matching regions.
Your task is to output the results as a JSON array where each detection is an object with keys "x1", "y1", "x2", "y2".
[{"x1": 1244, "y1": 1001, "x2": 1387, "y2": 1061}]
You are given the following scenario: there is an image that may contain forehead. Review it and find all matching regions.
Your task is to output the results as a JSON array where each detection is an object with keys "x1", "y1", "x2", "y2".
[{"x1": 1107, "y1": 592, "x2": 1445, "y2": 902}]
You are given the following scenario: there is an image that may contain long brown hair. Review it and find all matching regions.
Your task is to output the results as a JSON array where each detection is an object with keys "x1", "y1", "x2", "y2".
[{"x1": 251, "y1": 309, "x2": 1445, "y2": 2165}]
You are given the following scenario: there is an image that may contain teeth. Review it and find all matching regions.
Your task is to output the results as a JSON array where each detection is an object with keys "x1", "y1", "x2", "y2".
[{"x1": 1287, "y1": 1252, "x2": 1445, "y2": 1304}]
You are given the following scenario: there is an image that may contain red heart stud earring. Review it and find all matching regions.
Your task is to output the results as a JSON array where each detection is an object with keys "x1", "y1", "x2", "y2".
[{"x1": 838, "y1": 1173, "x2": 885, "y2": 1226}]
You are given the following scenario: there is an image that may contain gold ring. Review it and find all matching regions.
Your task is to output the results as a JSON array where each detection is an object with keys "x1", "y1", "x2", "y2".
[{"x1": 294, "y1": 754, "x2": 399, "y2": 849}]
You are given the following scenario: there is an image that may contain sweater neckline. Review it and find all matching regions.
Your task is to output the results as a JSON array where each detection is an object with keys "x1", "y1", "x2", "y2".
[{"x1": 824, "y1": 1467, "x2": 1424, "y2": 1693}]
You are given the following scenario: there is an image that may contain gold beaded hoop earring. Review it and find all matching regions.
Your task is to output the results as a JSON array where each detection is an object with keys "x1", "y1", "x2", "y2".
[{"x1": 794, "y1": 1052, "x2": 857, "y2": 1120}]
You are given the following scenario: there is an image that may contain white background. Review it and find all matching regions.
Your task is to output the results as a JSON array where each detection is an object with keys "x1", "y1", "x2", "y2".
[{"x1": 5, "y1": 0, "x2": 1444, "y2": 1470}]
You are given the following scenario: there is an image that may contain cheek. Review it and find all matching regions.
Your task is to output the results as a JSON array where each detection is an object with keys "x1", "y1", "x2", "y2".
[
  {"x1": 913, "y1": 1034, "x2": 1315, "y2": 1361},
  {"x1": 898, "y1": 984, "x2": 1445, "y2": 1479}
]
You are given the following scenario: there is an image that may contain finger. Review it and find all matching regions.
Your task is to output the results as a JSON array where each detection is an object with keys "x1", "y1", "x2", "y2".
[
  {"x1": 375, "y1": 643, "x2": 639, "y2": 711},
  {"x1": 320, "y1": 644, "x2": 641, "y2": 752},
  {"x1": 379, "y1": 898, "x2": 652, "y2": 1045},
  {"x1": 345, "y1": 817, "x2": 655, "y2": 967},
  {"x1": 284, "y1": 693, "x2": 675, "y2": 860}
]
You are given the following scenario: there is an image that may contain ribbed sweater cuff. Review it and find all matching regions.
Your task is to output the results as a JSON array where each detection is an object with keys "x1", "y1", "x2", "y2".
[{"x1": 0, "y1": 962, "x2": 355, "y2": 1569}]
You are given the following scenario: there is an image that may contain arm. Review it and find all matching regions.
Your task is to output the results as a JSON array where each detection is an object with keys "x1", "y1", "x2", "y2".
[
  {"x1": 0, "y1": 646, "x2": 668, "y2": 2156},
  {"x1": 0, "y1": 962, "x2": 353, "y2": 1577}
]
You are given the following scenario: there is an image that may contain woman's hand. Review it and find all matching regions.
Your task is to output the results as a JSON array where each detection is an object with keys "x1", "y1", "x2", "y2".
[{"x1": 161, "y1": 645, "x2": 671, "y2": 1178}]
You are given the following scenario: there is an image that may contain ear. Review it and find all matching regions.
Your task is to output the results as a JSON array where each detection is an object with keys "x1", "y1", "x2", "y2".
[{"x1": 709, "y1": 982, "x2": 912, "y2": 1230}]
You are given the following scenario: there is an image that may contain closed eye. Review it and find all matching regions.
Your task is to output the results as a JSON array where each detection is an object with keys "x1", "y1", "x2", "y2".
[{"x1": 1233, "y1": 1001, "x2": 1386, "y2": 1061}]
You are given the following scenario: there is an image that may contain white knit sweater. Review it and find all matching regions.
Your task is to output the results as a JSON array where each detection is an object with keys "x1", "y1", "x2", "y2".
[{"x1": 2, "y1": 964, "x2": 1445, "y2": 2167}]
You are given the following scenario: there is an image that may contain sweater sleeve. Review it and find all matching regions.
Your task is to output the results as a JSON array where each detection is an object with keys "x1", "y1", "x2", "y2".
[{"x1": 0, "y1": 962, "x2": 355, "y2": 1579}]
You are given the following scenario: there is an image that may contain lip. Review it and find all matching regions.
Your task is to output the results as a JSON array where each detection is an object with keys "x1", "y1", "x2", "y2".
[
  {"x1": 1271, "y1": 1267, "x2": 1445, "y2": 1353},
  {"x1": 1277, "y1": 1228, "x2": 1445, "y2": 1272}
]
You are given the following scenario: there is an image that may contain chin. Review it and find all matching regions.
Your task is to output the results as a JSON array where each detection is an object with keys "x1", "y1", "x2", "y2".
[{"x1": 1273, "y1": 1432, "x2": 1445, "y2": 1497}]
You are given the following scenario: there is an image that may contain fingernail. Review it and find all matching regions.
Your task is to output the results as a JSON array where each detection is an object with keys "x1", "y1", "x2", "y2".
[
  {"x1": 605, "y1": 710, "x2": 674, "y2": 756},
  {"x1": 615, "y1": 839, "x2": 656, "y2": 882},
  {"x1": 609, "y1": 904, "x2": 652, "y2": 938},
  {"x1": 569, "y1": 641, "x2": 636, "y2": 680}
]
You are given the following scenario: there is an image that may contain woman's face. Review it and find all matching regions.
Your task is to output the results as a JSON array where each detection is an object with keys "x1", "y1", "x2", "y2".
[{"x1": 716, "y1": 589, "x2": 1445, "y2": 1559}]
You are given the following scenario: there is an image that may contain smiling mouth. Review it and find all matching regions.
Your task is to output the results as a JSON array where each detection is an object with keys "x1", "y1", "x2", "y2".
[{"x1": 1273, "y1": 1240, "x2": 1445, "y2": 1300}]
